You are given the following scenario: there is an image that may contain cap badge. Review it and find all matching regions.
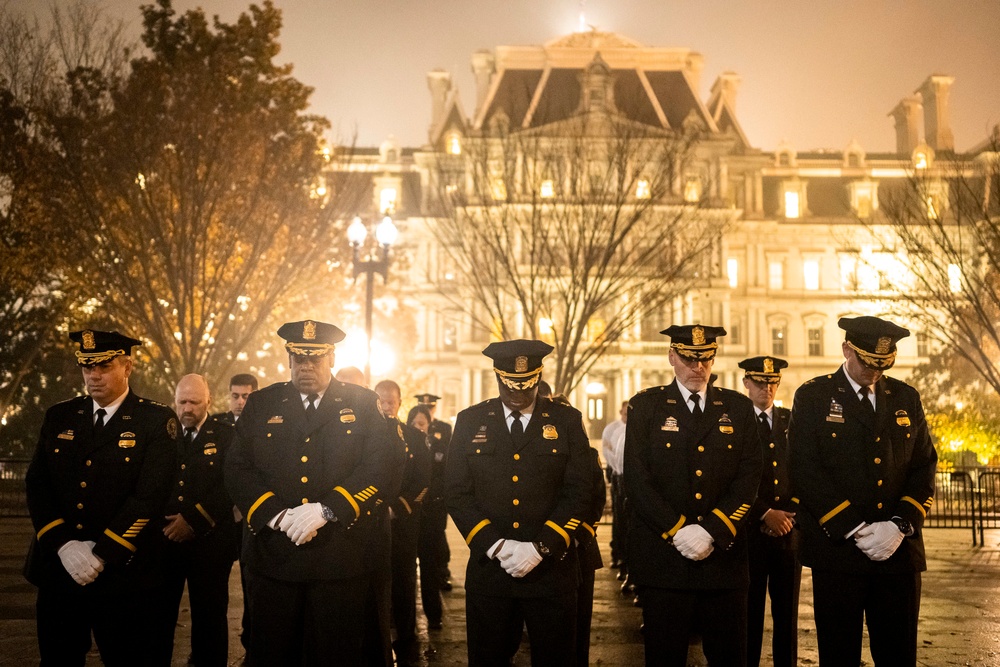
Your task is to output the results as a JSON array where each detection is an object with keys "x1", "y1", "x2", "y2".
[
  {"x1": 763, "y1": 358, "x2": 774, "y2": 374},
  {"x1": 692, "y1": 326, "x2": 705, "y2": 346},
  {"x1": 303, "y1": 320, "x2": 317, "y2": 341},
  {"x1": 82, "y1": 331, "x2": 96, "y2": 350},
  {"x1": 876, "y1": 336, "x2": 891, "y2": 354},
  {"x1": 515, "y1": 356, "x2": 528, "y2": 373}
]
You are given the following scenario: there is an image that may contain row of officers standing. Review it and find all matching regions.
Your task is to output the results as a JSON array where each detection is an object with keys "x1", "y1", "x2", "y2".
[{"x1": 24, "y1": 314, "x2": 936, "y2": 666}]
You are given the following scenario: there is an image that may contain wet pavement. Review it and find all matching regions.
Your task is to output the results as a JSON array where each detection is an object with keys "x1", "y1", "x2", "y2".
[{"x1": 0, "y1": 517, "x2": 998, "y2": 665}]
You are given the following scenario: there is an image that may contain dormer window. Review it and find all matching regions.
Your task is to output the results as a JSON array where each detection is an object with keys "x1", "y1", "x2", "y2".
[
  {"x1": 379, "y1": 187, "x2": 397, "y2": 215},
  {"x1": 912, "y1": 144, "x2": 934, "y2": 170},
  {"x1": 784, "y1": 191, "x2": 800, "y2": 219},
  {"x1": 781, "y1": 179, "x2": 807, "y2": 219},
  {"x1": 446, "y1": 132, "x2": 462, "y2": 156},
  {"x1": 915, "y1": 153, "x2": 928, "y2": 170}
]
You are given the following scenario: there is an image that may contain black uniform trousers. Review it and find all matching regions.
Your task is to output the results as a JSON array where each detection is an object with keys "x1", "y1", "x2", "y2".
[
  {"x1": 812, "y1": 569, "x2": 921, "y2": 666},
  {"x1": 466, "y1": 589, "x2": 577, "y2": 667},
  {"x1": 245, "y1": 570, "x2": 371, "y2": 667},
  {"x1": 747, "y1": 529, "x2": 801, "y2": 667},
  {"x1": 609, "y1": 472, "x2": 628, "y2": 567},
  {"x1": 37, "y1": 580, "x2": 152, "y2": 667},
  {"x1": 390, "y1": 514, "x2": 421, "y2": 658},
  {"x1": 639, "y1": 586, "x2": 747, "y2": 667},
  {"x1": 153, "y1": 536, "x2": 235, "y2": 667},
  {"x1": 575, "y1": 566, "x2": 596, "y2": 667},
  {"x1": 417, "y1": 499, "x2": 446, "y2": 623}
]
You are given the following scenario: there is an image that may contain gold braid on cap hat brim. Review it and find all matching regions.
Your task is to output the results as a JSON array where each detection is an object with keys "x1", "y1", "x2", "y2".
[
  {"x1": 75, "y1": 349, "x2": 126, "y2": 366},
  {"x1": 494, "y1": 366, "x2": 543, "y2": 391},
  {"x1": 670, "y1": 342, "x2": 718, "y2": 361},
  {"x1": 285, "y1": 342, "x2": 335, "y2": 356},
  {"x1": 845, "y1": 340, "x2": 896, "y2": 369},
  {"x1": 744, "y1": 371, "x2": 781, "y2": 384}
]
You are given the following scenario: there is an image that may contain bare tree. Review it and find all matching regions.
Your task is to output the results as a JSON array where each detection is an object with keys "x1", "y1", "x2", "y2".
[{"x1": 426, "y1": 111, "x2": 731, "y2": 393}]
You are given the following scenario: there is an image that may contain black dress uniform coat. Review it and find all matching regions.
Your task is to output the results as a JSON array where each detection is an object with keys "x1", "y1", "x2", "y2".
[
  {"x1": 575, "y1": 447, "x2": 607, "y2": 667},
  {"x1": 225, "y1": 379, "x2": 397, "y2": 581},
  {"x1": 446, "y1": 396, "x2": 593, "y2": 597},
  {"x1": 788, "y1": 368, "x2": 936, "y2": 573},
  {"x1": 623, "y1": 381, "x2": 762, "y2": 590}
]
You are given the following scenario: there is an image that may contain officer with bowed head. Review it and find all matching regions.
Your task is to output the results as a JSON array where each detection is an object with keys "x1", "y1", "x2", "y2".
[
  {"x1": 623, "y1": 324, "x2": 762, "y2": 666},
  {"x1": 225, "y1": 319, "x2": 398, "y2": 665},
  {"x1": 446, "y1": 339, "x2": 593, "y2": 666},
  {"x1": 25, "y1": 329, "x2": 178, "y2": 665},
  {"x1": 789, "y1": 316, "x2": 936, "y2": 665}
]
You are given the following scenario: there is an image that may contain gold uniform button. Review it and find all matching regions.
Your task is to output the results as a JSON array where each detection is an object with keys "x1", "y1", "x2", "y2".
[
  {"x1": 697, "y1": 515, "x2": 704, "y2": 521},
  {"x1": 877, "y1": 502, "x2": 883, "y2": 509},
  {"x1": 301, "y1": 476, "x2": 308, "y2": 483},
  {"x1": 512, "y1": 476, "x2": 519, "y2": 482},
  {"x1": 267, "y1": 433, "x2": 272, "y2": 438},
  {"x1": 551, "y1": 449, "x2": 557, "y2": 453},
  {"x1": 347, "y1": 430, "x2": 352, "y2": 435},
  {"x1": 513, "y1": 522, "x2": 519, "y2": 528},
  {"x1": 697, "y1": 446, "x2": 704, "y2": 452},
  {"x1": 178, "y1": 496, "x2": 184, "y2": 501},
  {"x1": 878, "y1": 480, "x2": 883, "y2": 486},
  {"x1": 695, "y1": 493, "x2": 702, "y2": 499},
  {"x1": 54, "y1": 448, "x2": 60, "y2": 453},
  {"x1": 305, "y1": 437, "x2": 311, "y2": 443},
  {"x1": 774, "y1": 479, "x2": 779, "y2": 485},
  {"x1": 125, "y1": 457, "x2": 130, "y2": 462},
  {"x1": 76, "y1": 524, "x2": 83, "y2": 530},
  {"x1": 80, "y1": 482, "x2": 87, "y2": 488},
  {"x1": 666, "y1": 443, "x2": 671, "y2": 448},
  {"x1": 769, "y1": 443, "x2": 775, "y2": 449},
  {"x1": 513, "y1": 499, "x2": 520, "y2": 506},
  {"x1": 513, "y1": 454, "x2": 520, "y2": 460},
  {"x1": 775, "y1": 496, "x2": 780, "y2": 501},
  {"x1": 727, "y1": 445, "x2": 733, "y2": 449},
  {"x1": 301, "y1": 456, "x2": 309, "y2": 463},
  {"x1": 832, "y1": 433, "x2": 837, "y2": 438},
  {"x1": 76, "y1": 503, "x2": 84, "y2": 510},
  {"x1": 181, "y1": 464, "x2": 186, "y2": 470},
  {"x1": 695, "y1": 470, "x2": 703, "y2": 477},
  {"x1": 875, "y1": 437, "x2": 881, "y2": 442},
  {"x1": 179, "y1": 481, "x2": 185, "y2": 486},
  {"x1": 302, "y1": 498, "x2": 309, "y2": 503},
  {"x1": 85, "y1": 460, "x2": 92, "y2": 466},
  {"x1": 772, "y1": 461, "x2": 778, "y2": 467},
  {"x1": 476, "y1": 449, "x2": 481, "y2": 454},
  {"x1": 874, "y1": 458, "x2": 881, "y2": 464}
]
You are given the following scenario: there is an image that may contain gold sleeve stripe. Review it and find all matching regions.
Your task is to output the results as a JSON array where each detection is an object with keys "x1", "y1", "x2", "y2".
[
  {"x1": 923, "y1": 498, "x2": 934, "y2": 508},
  {"x1": 901, "y1": 496, "x2": 927, "y2": 518},
  {"x1": 195, "y1": 503, "x2": 216, "y2": 527},
  {"x1": 247, "y1": 492, "x2": 275, "y2": 524},
  {"x1": 581, "y1": 522, "x2": 596, "y2": 537},
  {"x1": 713, "y1": 508, "x2": 737, "y2": 536},
  {"x1": 819, "y1": 500, "x2": 851, "y2": 526},
  {"x1": 398, "y1": 498, "x2": 412, "y2": 515},
  {"x1": 545, "y1": 520, "x2": 571, "y2": 548},
  {"x1": 465, "y1": 519, "x2": 491, "y2": 545},
  {"x1": 37, "y1": 518, "x2": 65, "y2": 540},
  {"x1": 334, "y1": 486, "x2": 361, "y2": 520},
  {"x1": 103, "y1": 528, "x2": 137, "y2": 552},
  {"x1": 668, "y1": 515, "x2": 686, "y2": 537},
  {"x1": 791, "y1": 497, "x2": 800, "y2": 504},
  {"x1": 415, "y1": 488, "x2": 428, "y2": 502}
]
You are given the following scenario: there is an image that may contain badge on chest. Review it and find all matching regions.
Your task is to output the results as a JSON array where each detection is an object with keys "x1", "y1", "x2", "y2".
[
  {"x1": 119, "y1": 431, "x2": 136, "y2": 448},
  {"x1": 661, "y1": 416, "x2": 679, "y2": 432},
  {"x1": 826, "y1": 399, "x2": 845, "y2": 423}
]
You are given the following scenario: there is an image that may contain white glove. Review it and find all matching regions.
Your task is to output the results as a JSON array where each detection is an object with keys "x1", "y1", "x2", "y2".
[
  {"x1": 283, "y1": 503, "x2": 328, "y2": 546},
  {"x1": 502, "y1": 541, "x2": 543, "y2": 578},
  {"x1": 57, "y1": 540, "x2": 104, "y2": 585},
  {"x1": 490, "y1": 539, "x2": 516, "y2": 561},
  {"x1": 854, "y1": 521, "x2": 905, "y2": 561},
  {"x1": 673, "y1": 524, "x2": 714, "y2": 561}
]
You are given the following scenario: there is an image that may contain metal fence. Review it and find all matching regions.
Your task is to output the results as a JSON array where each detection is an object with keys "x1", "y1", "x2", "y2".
[{"x1": 0, "y1": 459, "x2": 29, "y2": 518}]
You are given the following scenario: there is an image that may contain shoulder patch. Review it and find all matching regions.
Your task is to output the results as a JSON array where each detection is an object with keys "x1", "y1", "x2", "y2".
[{"x1": 166, "y1": 418, "x2": 178, "y2": 439}]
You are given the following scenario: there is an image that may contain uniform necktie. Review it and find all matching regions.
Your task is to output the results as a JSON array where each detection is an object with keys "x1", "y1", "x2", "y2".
[
  {"x1": 184, "y1": 427, "x2": 196, "y2": 443},
  {"x1": 510, "y1": 411, "x2": 524, "y2": 438},
  {"x1": 94, "y1": 408, "x2": 107, "y2": 430},
  {"x1": 859, "y1": 386, "x2": 875, "y2": 413},
  {"x1": 306, "y1": 393, "x2": 319, "y2": 414},
  {"x1": 690, "y1": 393, "x2": 702, "y2": 417},
  {"x1": 758, "y1": 411, "x2": 770, "y2": 432}
]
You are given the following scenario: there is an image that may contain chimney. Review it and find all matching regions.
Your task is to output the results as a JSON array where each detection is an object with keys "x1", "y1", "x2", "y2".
[
  {"x1": 711, "y1": 71, "x2": 742, "y2": 112},
  {"x1": 427, "y1": 69, "x2": 453, "y2": 134},
  {"x1": 889, "y1": 96, "x2": 923, "y2": 154},
  {"x1": 917, "y1": 75, "x2": 955, "y2": 152},
  {"x1": 470, "y1": 50, "x2": 495, "y2": 116}
]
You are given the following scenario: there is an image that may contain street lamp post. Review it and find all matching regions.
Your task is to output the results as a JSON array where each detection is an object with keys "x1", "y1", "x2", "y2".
[{"x1": 348, "y1": 215, "x2": 398, "y2": 384}]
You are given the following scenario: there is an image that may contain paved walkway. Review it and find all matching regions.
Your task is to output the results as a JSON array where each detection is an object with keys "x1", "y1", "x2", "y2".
[{"x1": 1, "y1": 517, "x2": 998, "y2": 665}]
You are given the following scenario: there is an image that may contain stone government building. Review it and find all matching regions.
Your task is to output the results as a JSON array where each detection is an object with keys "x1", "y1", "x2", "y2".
[{"x1": 332, "y1": 30, "x2": 989, "y2": 437}]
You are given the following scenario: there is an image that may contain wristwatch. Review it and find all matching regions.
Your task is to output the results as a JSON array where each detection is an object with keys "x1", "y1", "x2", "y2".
[
  {"x1": 890, "y1": 516, "x2": 913, "y2": 536},
  {"x1": 320, "y1": 504, "x2": 337, "y2": 522},
  {"x1": 533, "y1": 541, "x2": 550, "y2": 557}
]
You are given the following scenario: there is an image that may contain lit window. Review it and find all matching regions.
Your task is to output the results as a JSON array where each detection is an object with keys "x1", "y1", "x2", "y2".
[
  {"x1": 768, "y1": 262, "x2": 784, "y2": 290},
  {"x1": 808, "y1": 327, "x2": 823, "y2": 356},
  {"x1": 635, "y1": 179, "x2": 651, "y2": 199},
  {"x1": 856, "y1": 194, "x2": 872, "y2": 218},
  {"x1": 445, "y1": 184, "x2": 458, "y2": 196},
  {"x1": 948, "y1": 264, "x2": 962, "y2": 293},
  {"x1": 588, "y1": 317, "x2": 606, "y2": 341},
  {"x1": 540, "y1": 180, "x2": 555, "y2": 198},
  {"x1": 443, "y1": 323, "x2": 457, "y2": 351},
  {"x1": 771, "y1": 326, "x2": 786, "y2": 355},
  {"x1": 379, "y1": 188, "x2": 397, "y2": 215},
  {"x1": 446, "y1": 133, "x2": 462, "y2": 155},
  {"x1": 926, "y1": 195, "x2": 938, "y2": 220},
  {"x1": 727, "y1": 258, "x2": 739, "y2": 288},
  {"x1": 684, "y1": 178, "x2": 701, "y2": 203},
  {"x1": 784, "y1": 191, "x2": 800, "y2": 219},
  {"x1": 803, "y1": 260, "x2": 820, "y2": 291},
  {"x1": 587, "y1": 397, "x2": 605, "y2": 422},
  {"x1": 914, "y1": 152, "x2": 927, "y2": 169},
  {"x1": 491, "y1": 178, "x2": 507, "y2": 200}
]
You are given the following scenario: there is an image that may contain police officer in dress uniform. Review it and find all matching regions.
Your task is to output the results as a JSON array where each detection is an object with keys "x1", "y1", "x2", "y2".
[
  {"x1": 416, "y1": 392, "x2": 454, "y2": 595},
  {"x1": 789, "y1": 316, "x2": 937, "y2": 666},
  {"x1": 739, "y1": 356, "x2": 801, "y2": 667},
  {"x1": 212, "y1": 373, "x2": 258, "y2": 426},
  {"x1": 375, "y1": 381, "x2": 432, "y2": 666},
  {"x1": 446, "y1": 340, "x2": 593, "y2": 666},
  {"x1": 224, "y1": 320, "x2": 398, "y2": 666},
  {"x1": 623, "y1": 325, "x2": 762, "y2": 666},
  {"x1": 25, "y1": 329, "x2": 178, "y2": 666},
  {"x1": 153, "y1": 374, "x2": 238, "y2": 667}
]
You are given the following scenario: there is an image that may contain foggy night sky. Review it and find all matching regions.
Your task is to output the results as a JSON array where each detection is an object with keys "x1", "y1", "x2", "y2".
[{"x1": 13, "y1": 0, "x2": 1000, "y2": 152}]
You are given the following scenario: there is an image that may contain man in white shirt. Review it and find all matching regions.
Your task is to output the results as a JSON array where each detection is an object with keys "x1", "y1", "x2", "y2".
[{"x1": 601, "y1": 401, "x2": 628, "y2": 569}]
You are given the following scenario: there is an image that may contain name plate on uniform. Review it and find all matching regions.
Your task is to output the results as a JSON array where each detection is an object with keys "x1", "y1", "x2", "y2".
[
  {"x1": 57, "y1": 430, "x2": 75, "y2": 440},
  {"x1": 203, "y1": 447, "x2": 217, "y2": 455},
  {"x1": 896, "y1": 409, "x2": 910, "y2": 426},
  {"x1": 267, "y1": 416, "x2": 284, "y2": 424},
  {"x1": 826, "y1": 399, "x2": 844, "y2": 423},
  {"x1": 542, "y1": 425, "x2": 558, "y2": 440}
]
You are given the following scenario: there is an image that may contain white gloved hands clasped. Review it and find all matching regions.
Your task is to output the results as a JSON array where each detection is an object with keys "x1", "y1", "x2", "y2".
[
  {"x1": 501, "y1": 541, "x2": 543, "y2": 578},
  {"x1": 673, "y1": 524, "x2": 714, "y2": 561},
  {"x1": 282, "y1": 503, "x2": 328, "y2": 546},
  {"x1": 854, "y1": 521, "x2": 904, "y2": 561},
  {"x1": 57, "y1": 540, "x2": 104, "y2": 585}
]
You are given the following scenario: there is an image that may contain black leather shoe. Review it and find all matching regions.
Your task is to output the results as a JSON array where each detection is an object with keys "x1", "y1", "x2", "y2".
[
  {"x1": 427, "y1": 619, "x2": 443, "y2": 630},
  {"x1": 440, "y1": 580, "x2": 453, "y2": 592}
]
